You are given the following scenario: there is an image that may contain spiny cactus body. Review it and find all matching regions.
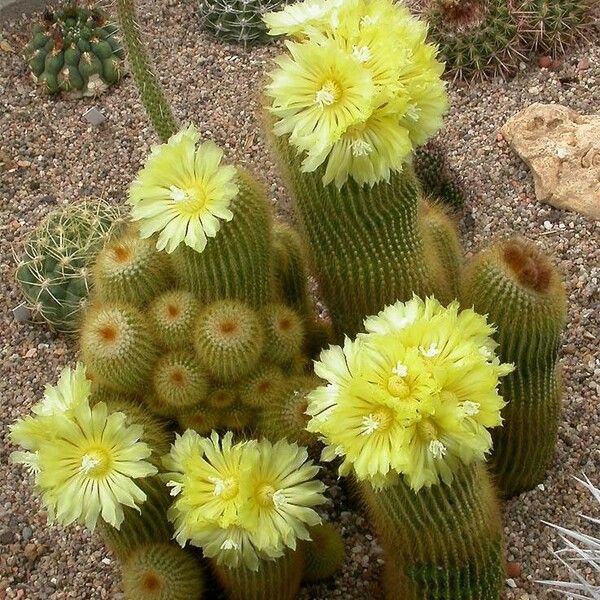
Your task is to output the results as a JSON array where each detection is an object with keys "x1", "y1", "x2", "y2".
[
  {"x1": 178, "y1": 406, "x2": 220, "y2": 435},
  {"x1": 359, "y1": 464, "x2": 505, "y2": 599},
  {"x1": 198, "y1": 0, "x2": 287, "y2": 45},
  {"x1": 462, "y1": 238, "x2": 566, "y2": 495},
  {"x1": 425, "y1": 0, "x2": 525, "y2": 81},
  {"x1": 238, "y1": 364, "x2": 284, "y2": 408},
  {"x1": 121, "y1": 542, "x2": 205, "y2": 600},
  {"x1": 261, "y1": 303, "x2": 305, "y2": 367},
  {"x1": 23, "y1": 5, "x2": 124, "y2": 96},
  {"x1": 303, "y1": 524, "x2": 345, "y2": 583},
  {"x1": 15, "y1": 199, "x2": 125, "y2": 333}
]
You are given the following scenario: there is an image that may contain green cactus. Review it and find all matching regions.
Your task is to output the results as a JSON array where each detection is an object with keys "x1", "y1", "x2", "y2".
[
  {"x1": 150, "y1": 351, "x2": 210, "y2": 417},
  {"x1": 302, "y1": 523, "x2": 345, "y2": 583},
  {"x1": 121, "y1": 542, "x2": 205, "y2": 600},
  {"x1": 15, "y1": 199, "x2": 126, "y2": 334},
  {"x1": 425, "y1": 0, "x2": 525, "y2": 81},
  {"x1": 257, "y1": 375, "x2": 318, "y2": 448},
  {"x1": 212, "y1": 547, "x2": 305, "y2": 600},
  {"x1": 80, "y1": 303, "x2": 160, "y2": 393},
  {"x1": 23, "y1": 6, "x2": 124, "y2": 96},
  {"x1": 358, "y1": 463, "x2": 505, "y2": 599},
  {"x1": 147, "y1": 290, "x2": 202, "y2": 351},
  {"x1": 219, "y1": 403, "x2": 254, "y2": 431},
  {"x1": 114, "y1": 0, "x2": 178, "y2": 141},
  {"x1": 92, "y1": 231, "x2": 173, "y2": 307},
  {"x1": 198, "y1": 0, "x2": 287, "y2": 45},
  {"x1": 178, "y1": 406, "x2": 220, "y2": 435},
  {"x1": 520, "y1": 0, "x2": 595, "y2": 56},
  {"x1": 238, "y1": 364, "x2": 284, "y2": 408},
  {"x1": 207, "y1": 387, "x2": 238, "y2": 410},
  {"x1": 461, "y1": 238, "x2": 566, "y2": 495},
  {"x1": 274, "y1": 139, "x2": 452, "y2": 340},
  {"x1": 261, "y1": 304, "x2": 305, "y2": 368},
  {"x1": 98, "y1": 476, "x2": 174, "y2": 561},
  {"x1": 171, "y1": 170, "x2": 274, "y2": 308},
  {"x1": 194, "y1": 299, "x2": 265, "y2": 382}
]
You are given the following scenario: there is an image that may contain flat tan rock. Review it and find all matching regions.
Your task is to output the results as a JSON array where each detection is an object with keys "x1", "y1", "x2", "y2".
[{"x1": 501, "y1": 103, "x2": 600, "y2": 220}]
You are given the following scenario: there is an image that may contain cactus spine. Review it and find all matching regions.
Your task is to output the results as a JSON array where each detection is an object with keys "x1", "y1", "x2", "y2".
[
  {"x1": 121, "y1": 542, "x2": 205, "y2": 600},
  {"x1": 212, "y1": 547, "x2": 305, "y2": 600},
  {"x1": 462, "y1": 238, "x2": 566, "y2": 495},
  {"x1": 261, "y1": 303, "x2": 305, "y2": 367},
  {"x1": 114, "y1": 0, "x2": 178, "y2": 141},
  {"x1": 358, "y1": 463, "x2": 505, "y2": 599}
]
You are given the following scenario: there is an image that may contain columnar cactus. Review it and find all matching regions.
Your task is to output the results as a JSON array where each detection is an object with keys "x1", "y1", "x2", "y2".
[
  {"x1": 462, "y1": 238, "x2": 567, "y2": 495},
  {"x1": 23, "y1": 4, "x2": 125, "y2": 96}
]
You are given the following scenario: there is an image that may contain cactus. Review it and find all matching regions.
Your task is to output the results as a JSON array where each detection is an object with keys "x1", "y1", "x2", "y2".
[
  {"x1": 425, "y1": 0, "x2": 525, "y2": 81},
  {"x1": 257, "y1": 375, "x2": 318, "y2": 448},
  {"x1": 219, "y1": 403, "x2": 254, "y2": 431},
  {"x1": 302, "y1": 523, "x2": 345, "y2": 583},
  {"x1": 147, "y1": 290, "x2": 202, "y2": 351},
  {"x1": 261, "y1": 303, "x2": 305, "y2": 367},
  {"x1": 520, "y1": 0, "x2": 595, "y2": 56},
  {"x1": 98, "y1": 476, "x2": 174, "y2": 561},
  {"x1": 212, "y1": 547, "x2": 305, "y2": 600},
  {"x1": 462, "y1": 238, "x2": 566, "y2": 496},
  {"x1": 121, "y1": 542, "x2": 205, "y2": 600},
  {"x1": 197, "y1": 0, "x2": 287, "y2": 45},
  {"x1": 178, "y1": 406, "x2": 220, "y2": 435},
  {"x1": 206, "y1": 387, "x2": 238, "y2": 410},
  {"x1": 114, "y1": 0, "x2": 178, "y2": 141},
  {"x1": 194, "y1": 299, "x2": 265, "y2": 382},
  {"x1": 22, "y1": 5, "x2": 124, "y2": 96},
  {"x1": 92, "y1": 231, "x2": 172, "y2": 307},
  {"x1": 171, "y1": 170, "x2": 274, "y2": 308},
  {"x1": 358, "y1": 463, "x2": 505, "y2": 599},
  {"x1": 238, "y1": 364, "x2": 284, "y2": 408},
  {"x1": 80, "y1": 303, "x2": 160, "y2": 393},
  {"x1": 15, "y1": 199, "x2": 125, "y2": 333},
  {"x1": 150, "y1": 351, "x2": 210, "y2": 417}
]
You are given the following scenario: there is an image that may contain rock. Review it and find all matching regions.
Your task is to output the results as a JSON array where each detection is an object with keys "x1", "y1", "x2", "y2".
[{"x1": 501, "y1": 103, "x2": 600, "y2": 220}]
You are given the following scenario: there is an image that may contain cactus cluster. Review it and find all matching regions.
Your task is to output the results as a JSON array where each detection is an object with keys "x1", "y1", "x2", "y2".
[
  {"x1": 15, "y1": 199, "x2": 126, "y2": 333},
  {"x1": 23, "y1": 4, "x2": 125, "y2": 96},
  {"x1": 197, "y1": 0, "x2": 288, "y2": 45}
]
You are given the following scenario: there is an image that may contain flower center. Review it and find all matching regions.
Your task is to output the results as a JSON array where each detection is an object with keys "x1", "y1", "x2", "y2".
[
  {"x1": 351, "y1": 139, "x2": 373, "y2": 157},
  {"x1": 314, "y1": 80, "x2": 341, "y2": 107},
  {"x1": 352, "y1": 45, "x2": 371, "y2": 62},
  {"x1": 361, "y1": 407, "x2": 394, "y2": 435},
  {"x1": 419, "y1": 343, "x2": 440, "y2": 358},
  {"x1": 210, "y1": 476, "x2": 239, "y2": 500},
  {"x1": 256, "y1": 483, "x2": 277, "y2": 507},
  {"x1": 79, "y1": 448, "x2": 111, "y2": 478},
  {"x1": 169, "y1": 184, "x2": 207, "y2": 215}
]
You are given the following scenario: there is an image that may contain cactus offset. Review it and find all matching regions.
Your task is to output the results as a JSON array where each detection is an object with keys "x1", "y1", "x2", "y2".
[
  {"x1": 238, "y1": 364, "x2": 284, "y2": 408},
  {"x1": 23, "y1": 5, "x2": 125, "y2": 96},
  {"x1": 303, "y1": 524, "x2": 345, "y2": 583},
  {"x1": 15, "y1": 199, "x2": 125, "y2": 333},
  {"x1": 261, "y1": 303, "x2": 305, "y2": 368},
  {"x1": 462, "y1": 238, "x2": 566, "y2": 495},
  {"x1": 178, "y1": 406, "x2": 220, "y2": 435}
]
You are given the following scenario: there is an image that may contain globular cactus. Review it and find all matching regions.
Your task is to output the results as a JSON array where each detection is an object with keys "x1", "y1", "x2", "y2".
[
  {"x1": 178, "y1": 406, "x2": 220, "y2": 435},
  {"x1": 462, "y1": 238, "x2": 567, "y2": 496},
  {"x1": 172, "y1": 170, "x2": 274, "y2": 309},
  {"x1": 358, "y1": 464, "x2": 505, "y2": 600},
  {"x1": 147, "y1": 290, "x2": 202, "y2": 351},
  {"x1": 92, "y1": 231, "x2": 172, "y2": 307},
  {"x1": 219, "y1": 403, "x2": 254, "y2": 431},
  {"x1": 80, "y1": 303, "x2": 160, "y2": 393},
  {"x1": 206, "y1": 387, "x2": 238, "y2": 410},
  {"x1": 238, "y1": 364, "x2": 284, "y2": 408},
  {"x1": 197, "y1": 0, "x2": 288, "y2": 45},
  {"x1": 425, "y1": 0, "x2": 526, "y2": 81},
  {"x1": 302, "y1": 523, "x2": 345, "y2": 583},
  {"x1": 194, "y1": 299, "x2": 265, "y2": 382},
  {"x1": 22, "y1": 5, "x2": 124, "y2": 96},
  {"x1": 121, "y1": 542, "x2": 205, "y2": 600},
  {"x1": 261, "y1": 303, "x2": 305, "y2": 368},
  {"x1": 150, "y1": 351, "x2": 210, "y2": 417},
  {"x1": 15, "y1": 199, "x2": 126, "y2": 333},
  {"x1": 520, "y1": 0, "x2": 595, "y2": 56}
]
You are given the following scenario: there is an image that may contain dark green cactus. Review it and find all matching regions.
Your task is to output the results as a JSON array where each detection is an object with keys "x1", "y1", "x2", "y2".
[
  {"x1": 462, "y1": 238, "x2": 566, "y2": 496},
  {"x1": 358, "y1": 463, "x2": 505, "y2": 599},
  {"x1": 121, "y1": 542, "x2": 205, "y2": 600},
  {"x1": 15, "y1": 199, "x2": 126, "y2": 333},
  {"x1": 23, "y1": 5, "x2": 124, "y2": 96},
  {"x1": 302, "y1": 523, "x2": 345, "y2": 583}
]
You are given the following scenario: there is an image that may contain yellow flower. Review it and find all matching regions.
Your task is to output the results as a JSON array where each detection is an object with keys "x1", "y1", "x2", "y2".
[
  {"x1": 263, "y1": 0, "x2": 342, "y2": 38},
  {"x1": 163, "y1": 431, "x2": 327, "y2": 570},
  {"x1": 307, "y1": 296, "x2": 513, "y2": 490},
  {"x1": 128, "y1": 125, "x2": 238, "y2": 254},
  {"x1": 266, "y1": 39, "x2": 375, "y2": 160}
]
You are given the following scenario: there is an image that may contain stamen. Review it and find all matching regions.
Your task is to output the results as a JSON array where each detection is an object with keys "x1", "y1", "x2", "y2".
[
  {"x1": 462, "y1": 401, "x2": 480, "y2": 417},
  {"x1": 428, "y1": 440, "x2": 447, "y2": 459},
  {"x1": 392, "y1": 362, "x2": 408, "y2": 377},
  {"x1": 419, "y1": 343, "x2": 440, "y2": 358},
  {"x1": 352, "y1": 45, "x2": 371, "y2": 63},
  {"x1": 351, "y1": 139, "x2": 373, "y2": 157}
]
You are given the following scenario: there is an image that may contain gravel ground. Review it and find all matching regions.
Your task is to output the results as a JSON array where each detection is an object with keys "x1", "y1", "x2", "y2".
[{"x1": 1, "y1": 1, "x2": 599, "y2": 598}]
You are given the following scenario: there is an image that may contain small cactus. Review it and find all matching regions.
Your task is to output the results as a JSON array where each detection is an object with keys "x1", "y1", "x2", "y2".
[
  {"x1": 197, "y1": 0, "x2": 288, "y2": 45},
  {"x1": 237, "y1": 364, "x2": 284, "y2": 408},
  {"x1": 303, "y1": 523, "x2": 345, "y2": 583},
  {"x1": 15, "y1": 199, "x2": 126, "y2": 333},
  {"x1": 178, "y1": 406, "x2": 220, "y2": 435},
  {"x1": 22, "y1": 5, "x2": 125, "y2": 96},
  {"x1": 261, "y1": 303, "x2": 305, "y2": 368}
]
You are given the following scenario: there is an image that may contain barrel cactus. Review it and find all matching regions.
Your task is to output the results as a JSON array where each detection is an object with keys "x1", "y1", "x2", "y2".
[
  {"x1": 198, "y1": 0, "x2": 288, "y2": 45},
  {"x1": 22, "y1": 4, "x2": 125, "y2": 96},
  {"x1": 15, "y1": 199, "x2": 126, "y2": 334}
]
